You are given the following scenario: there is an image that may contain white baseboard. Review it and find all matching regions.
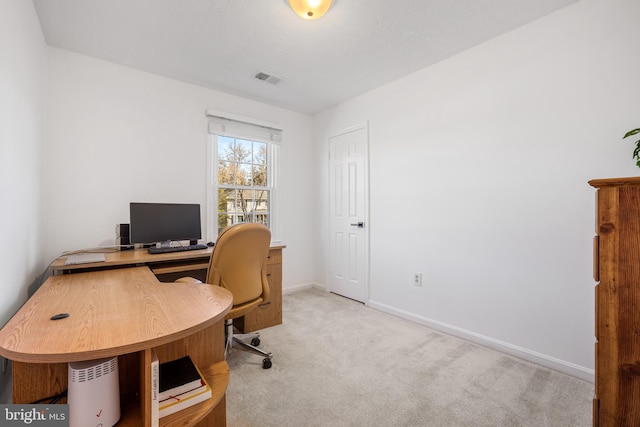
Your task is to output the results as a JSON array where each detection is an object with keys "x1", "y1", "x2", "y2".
[
  {"x1": 282, "y1": 282, "x2": 326, "y2": 294},
  {"x1": 368, "y1": 299, "x2": 594, "y2": 383}
]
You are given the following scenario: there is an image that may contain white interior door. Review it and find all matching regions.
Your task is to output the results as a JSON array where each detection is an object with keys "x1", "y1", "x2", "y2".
[{"x1": 328, "y1": 124, "x2": 369, "y2": 303}]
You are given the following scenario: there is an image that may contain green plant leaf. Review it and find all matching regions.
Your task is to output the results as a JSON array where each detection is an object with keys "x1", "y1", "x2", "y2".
[
  {"x1": 633, "y1": 143, "x2": 640, "y2": 159},
  {"x1": 624, "y1": 128, "x2": 640, "y2": 138}
]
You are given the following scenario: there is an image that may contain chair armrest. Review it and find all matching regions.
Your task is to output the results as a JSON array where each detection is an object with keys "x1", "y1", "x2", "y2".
[{"x1": 175, "y1": 277, "x2": 203, "y2": 284}]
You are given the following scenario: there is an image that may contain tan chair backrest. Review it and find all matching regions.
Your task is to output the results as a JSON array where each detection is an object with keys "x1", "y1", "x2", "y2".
[{"x1": 206, "y1": 223, "x2": 271, "y2": 307}]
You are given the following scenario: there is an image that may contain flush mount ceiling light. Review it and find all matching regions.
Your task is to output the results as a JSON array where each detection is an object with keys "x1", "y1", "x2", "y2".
[{"x1": 289, "y1": 0, "x2": 332, "y2": 20}]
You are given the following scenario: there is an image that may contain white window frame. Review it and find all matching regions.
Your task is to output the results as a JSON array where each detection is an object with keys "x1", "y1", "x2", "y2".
[{"x1": 206, "y1": 111, "x2": 281, "y2": 244}]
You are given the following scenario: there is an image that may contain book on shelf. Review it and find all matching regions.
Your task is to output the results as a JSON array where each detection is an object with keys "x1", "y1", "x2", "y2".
[
  {"x1": 159, "y1": 381, "x2": 211, "y2": 418},
  {"x1": 159, "y1": 355, "x2": 204, "y2": 400},
  {"x1": 151, "y1": 349, "x2": 159, "y2": 427},
  {"x1": 158, "y1": 355, "x2": 212, "y2": 418}
]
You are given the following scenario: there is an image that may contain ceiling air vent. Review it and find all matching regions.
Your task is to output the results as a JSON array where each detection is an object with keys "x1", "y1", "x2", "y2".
[{"x1": 254, "y1": 71, "x2": 283, "y2": 85}]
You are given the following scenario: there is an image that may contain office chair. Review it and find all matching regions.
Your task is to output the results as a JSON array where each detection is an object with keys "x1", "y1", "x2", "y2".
[{"x1": 178, "y1": 222, "x2": 273, "y2": 369}]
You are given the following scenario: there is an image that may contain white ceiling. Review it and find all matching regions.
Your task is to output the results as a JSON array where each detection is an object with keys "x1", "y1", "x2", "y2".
[{"x1": 33, "y1": 0, "x2": 579, "y2": 115}]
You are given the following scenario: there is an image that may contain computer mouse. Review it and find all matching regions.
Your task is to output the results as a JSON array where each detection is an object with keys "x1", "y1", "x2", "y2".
[{"x1": 206, "y1": 241, "x2": 215, "y2": 247}]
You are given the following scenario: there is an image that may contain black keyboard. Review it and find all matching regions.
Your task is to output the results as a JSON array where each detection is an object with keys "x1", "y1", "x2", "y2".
[{"x1": 148, "y1": 244, "x2": 208, "y2": 254}]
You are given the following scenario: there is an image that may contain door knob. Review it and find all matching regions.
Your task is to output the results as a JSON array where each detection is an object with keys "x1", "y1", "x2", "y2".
[{"x1": 350, "y1": 222, "x2": 364, "y2": 228}]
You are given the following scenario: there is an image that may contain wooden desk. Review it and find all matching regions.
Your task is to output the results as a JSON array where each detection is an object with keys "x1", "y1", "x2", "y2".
[
  {"x1": 0, "y1": 266, "x2": 233, "y2": 427},
  {"x1": 52, "y1": 246, "x2": 285, "y2": 332},
  {"x1": 51, "y1": 247, "x2": 215, "y2": 279}
]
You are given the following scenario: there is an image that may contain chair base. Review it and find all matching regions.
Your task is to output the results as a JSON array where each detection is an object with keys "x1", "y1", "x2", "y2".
[{"x1": 225, "y1": 319, "x2": 273, "y2": 369}]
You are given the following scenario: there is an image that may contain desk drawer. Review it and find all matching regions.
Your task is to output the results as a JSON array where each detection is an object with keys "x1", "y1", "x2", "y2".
[
  {"x1": 237, "y1": 248, "x2": 283, "y2": 332},
  {"x1": 267, "y1": 248, "x2": 282, "y2": 265}
]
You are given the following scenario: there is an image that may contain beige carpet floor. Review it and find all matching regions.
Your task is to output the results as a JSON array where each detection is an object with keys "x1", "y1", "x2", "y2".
[{"x1": 226, "y1": 288, "x2": 593, "y2": 427}]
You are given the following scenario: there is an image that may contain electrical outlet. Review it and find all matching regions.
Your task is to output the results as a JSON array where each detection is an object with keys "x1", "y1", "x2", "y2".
[{"x1": 413, "y1": 273, "x2": 422, "y2": 286}]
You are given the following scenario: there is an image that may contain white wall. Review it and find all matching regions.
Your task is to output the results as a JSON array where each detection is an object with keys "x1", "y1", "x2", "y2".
[
  {"x1": 44, "y1": 48, "x2": 315, "y2": 294},
  {"x1": 0, "y1": 0, "x2": 47, "y2": 402},
  {"x1": 313, "y1": 0, "x2": 640, "y2": 381}
]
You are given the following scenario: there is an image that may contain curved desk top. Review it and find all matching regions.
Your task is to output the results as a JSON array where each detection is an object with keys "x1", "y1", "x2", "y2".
[{"x1": 0, "y1": 266, "x2": 233, "y2": 363}]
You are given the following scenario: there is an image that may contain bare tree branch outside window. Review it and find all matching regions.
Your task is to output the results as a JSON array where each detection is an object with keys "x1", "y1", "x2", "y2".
[{"x1": 216, "y1": 136, "x2": 270, "y2": 234}]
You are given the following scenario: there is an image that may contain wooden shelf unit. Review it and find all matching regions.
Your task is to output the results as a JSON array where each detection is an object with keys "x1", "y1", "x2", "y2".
[{"x1": 589, "y1": 176, "x2": 640, "y2": 427}]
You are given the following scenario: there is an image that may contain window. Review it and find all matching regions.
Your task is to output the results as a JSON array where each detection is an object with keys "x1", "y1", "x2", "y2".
[
  {"x1": 207, "y1": 112, "x2": 281, "y2": 240},
  {"x1": 217, "y1": 136, "x2": 269, "y2": 228}
]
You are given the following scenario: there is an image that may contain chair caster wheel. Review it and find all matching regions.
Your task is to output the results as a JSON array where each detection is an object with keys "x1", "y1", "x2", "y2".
[
  {"x1": 251, "y1": 337, "x2": 261, "y2": 346},
  {"x1": 262, "y1": 358, "x2": 272, "y2": 369}
]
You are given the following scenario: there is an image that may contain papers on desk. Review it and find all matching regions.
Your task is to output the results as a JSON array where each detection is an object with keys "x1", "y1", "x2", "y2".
[{"x1": 64, "y1": 253, "x2": 106, "y2": 265}]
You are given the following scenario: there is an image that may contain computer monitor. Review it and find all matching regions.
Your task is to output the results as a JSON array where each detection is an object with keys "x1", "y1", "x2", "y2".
[{"x1": 129, "y1": 202, "x2": 202, "y2": 245}]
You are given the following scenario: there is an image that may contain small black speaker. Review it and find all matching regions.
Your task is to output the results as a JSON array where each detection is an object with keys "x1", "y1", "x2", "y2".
[{"x1": 115, "y1": 223, "x2": 133, "y2": 250}]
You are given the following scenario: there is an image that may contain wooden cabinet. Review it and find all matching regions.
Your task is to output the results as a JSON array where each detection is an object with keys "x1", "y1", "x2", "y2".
[
  {"x1": 589, "y1": 177, "x2": 640, "y2": 427},
  {"x1": 0, "y1": 267, "x2": 233, "y2": 427},
  {"x1": 236, "y1": 247, "x2": 284, "y2": 333}
]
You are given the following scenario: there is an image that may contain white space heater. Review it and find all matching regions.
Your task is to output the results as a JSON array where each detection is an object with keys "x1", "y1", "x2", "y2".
[{"x1": 68, "y1": 356, "x2": 120, "y2": 427}]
